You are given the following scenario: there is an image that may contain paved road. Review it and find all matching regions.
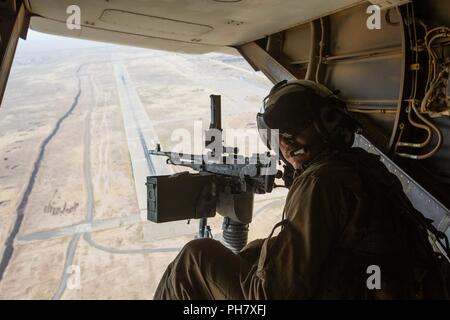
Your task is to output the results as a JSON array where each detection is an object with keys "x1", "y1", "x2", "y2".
[
  {"x1": 113, "y1": 59, "x2": 200, "y2": 241},
  {"x1": 17, "y1": 214, "x2": 142, "y2": 243}
]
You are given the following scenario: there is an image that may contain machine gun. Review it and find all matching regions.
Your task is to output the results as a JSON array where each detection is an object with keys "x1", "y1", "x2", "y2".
[{"x1": 146, "y1": 95, "x2": 281, "y2": 252}]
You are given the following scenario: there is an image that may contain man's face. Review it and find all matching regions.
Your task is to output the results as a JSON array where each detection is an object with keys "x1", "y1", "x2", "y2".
[{"x1": 279, "y1": 124, "x2": 326, "y2": 170}]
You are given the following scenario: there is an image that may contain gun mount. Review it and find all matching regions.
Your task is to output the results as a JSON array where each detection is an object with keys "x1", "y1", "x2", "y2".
[{"x1": 146, "y1": 95, "x2": 281, "y2": 253}]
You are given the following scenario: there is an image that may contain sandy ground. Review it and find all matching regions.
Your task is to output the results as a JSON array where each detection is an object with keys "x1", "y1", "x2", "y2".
[
  {"x1": 0, "y1": 55, "x2": 81, "y2": 254},
  {"x1": 0, "y1": 236, "x2": 69, "y2": 299},
  {"x1": 0, "y1": 42, "x2": 286, "y2": 299}
]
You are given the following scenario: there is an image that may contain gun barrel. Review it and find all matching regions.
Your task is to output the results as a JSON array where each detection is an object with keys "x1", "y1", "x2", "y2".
[
  {"x1": 149, "y1": 149, "x2": 204, "y2": 164},
  {"x1": 148, "y1": 148, "x2": 276, "y2": 192}
]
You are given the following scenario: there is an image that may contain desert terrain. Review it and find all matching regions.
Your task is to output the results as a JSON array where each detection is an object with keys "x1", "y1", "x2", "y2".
[{"x1": 0, "y1": 33, "x2": 287, "y2": 299}]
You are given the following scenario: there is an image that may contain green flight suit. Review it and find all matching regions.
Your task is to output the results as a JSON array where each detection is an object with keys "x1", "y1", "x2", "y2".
[{"x1": 154, "y1": 147, "x2": 442, "y2": 299}]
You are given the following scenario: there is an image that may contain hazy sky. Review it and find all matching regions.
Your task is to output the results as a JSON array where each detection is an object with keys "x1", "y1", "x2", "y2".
[{"x1": 16, "y1": 29, "x2": 110, "y2": 55}]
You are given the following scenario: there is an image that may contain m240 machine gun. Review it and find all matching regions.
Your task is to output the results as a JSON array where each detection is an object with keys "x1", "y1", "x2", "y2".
[{"x1": 146, "y1": 95, "x2": 281, "y2": 252}]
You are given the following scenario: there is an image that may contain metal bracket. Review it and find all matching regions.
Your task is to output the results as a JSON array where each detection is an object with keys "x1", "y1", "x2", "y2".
[{"x1": 237, "y1": 42, "x2": 297, "y2": 84}]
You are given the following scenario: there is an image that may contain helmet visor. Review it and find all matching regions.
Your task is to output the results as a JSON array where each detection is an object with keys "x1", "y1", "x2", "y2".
[{"x1": 263, "y1": 90, "x2": 316, "y2": 133}]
